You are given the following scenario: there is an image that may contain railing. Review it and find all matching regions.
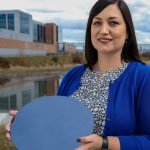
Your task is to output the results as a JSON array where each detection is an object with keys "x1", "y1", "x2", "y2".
[
  {"x1": 138, "y1": 44, "x2": 150, "y2": 53},
  {"x1": 58, "y1": 43, "x2": 150, "y2": 53}
]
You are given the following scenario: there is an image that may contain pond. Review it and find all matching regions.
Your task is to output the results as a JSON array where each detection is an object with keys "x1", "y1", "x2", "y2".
[{"x1": 0, "y1": 72, "x2": 64, "y2": 125}]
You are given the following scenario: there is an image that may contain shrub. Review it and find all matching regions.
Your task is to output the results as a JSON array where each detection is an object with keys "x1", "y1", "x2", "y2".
[
  {"x1": 51, "y1": 56, "x2": 58, "y2": 63},
  {"x1": 141, "y1": 52, "x2": 150, "y2": 59},
  {"x1": 0, "y1": 125, "x2": 17, "y2": 150},
  {"x1": 0, "y1": 57, "x2": 10, "y2": 68},
  {"x1": 71, "y1": 53, "x2": 82, "y2": 64}
]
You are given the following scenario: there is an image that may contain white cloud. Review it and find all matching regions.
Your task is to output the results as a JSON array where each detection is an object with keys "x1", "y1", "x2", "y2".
[
  {"x1": 137, "y1": 0, "x2": 150, "y2": 6},
  {"x1": 0, "y1": 0, "x2": 94, "y2": 20},
  {"x1": 63, "y1": 29, "x2": 85, "y2": 43},
  {"x1": 125, "y1": 0, "x2": 136, "y2": 4},
  {"x1": 0, "y1": 0, "x2": 149, "y2": 43},
  {"x1": 136, "y1": 30, "x2": 150, "y2": 44}
]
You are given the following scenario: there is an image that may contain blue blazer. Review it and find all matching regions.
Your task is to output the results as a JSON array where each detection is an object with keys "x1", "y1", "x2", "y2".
[{"x1": 57, "y1": 61, "x2": 150, "y2": 150}]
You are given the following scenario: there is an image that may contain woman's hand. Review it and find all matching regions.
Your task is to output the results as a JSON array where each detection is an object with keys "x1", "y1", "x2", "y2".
[
  {"x1": 5, "y1": 110, "x2": 17, "y2": 140},
  {"x1": 75, "y1": 134, "x2": 103, "y2": 150}
]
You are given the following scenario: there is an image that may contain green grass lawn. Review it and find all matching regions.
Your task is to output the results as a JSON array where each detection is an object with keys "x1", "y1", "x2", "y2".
[
  {"x1": 0, "y1": 54, "x2": 86, "y2": 79},
  {"x1": 1, "y1": 54, "x2": 85, "y2": 67},
  {"x1": 0, "y1": 125, "x2": 17, "y2": 150}
]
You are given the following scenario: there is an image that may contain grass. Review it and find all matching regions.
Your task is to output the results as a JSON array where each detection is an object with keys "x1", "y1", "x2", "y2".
[
  {"x1": 0, "y1": 64, "x2": 76, "y2": 75},
  {"x1": 0, "y1": 54, "x2": 85, "y2": 77},
  {"x1": 143, "y1": 60, "x2": 150, "y2": 65},
  {"x1": 0, "y1": 54, "x2": 150, "y2": 79},
  {"x1": 0, "y1": 125, "x2": 17, "y2": 150},
  {"x1": 2, "y1": 54, "x2": 85, "y2": 67}
]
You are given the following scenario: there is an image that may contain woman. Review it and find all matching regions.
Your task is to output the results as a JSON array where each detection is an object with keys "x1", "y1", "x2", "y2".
[
  {"x1": 57, "y1": 0, "x2": 150, "y2": 150},
  {"x1": 6, "y1": 0, "x2": 150, "y2": 149}
]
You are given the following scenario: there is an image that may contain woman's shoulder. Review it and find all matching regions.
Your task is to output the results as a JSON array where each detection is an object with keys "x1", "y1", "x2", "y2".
[
  {"x1": 131, "y1": 61, "x2": 150, "y2": 82},
  {"x1": 70, "y1": 64, "x2": 87, "y2": 71},
  {"x1": 134, "y1": 61, "x2": 150, "y2": 73},
  {"x1": 57, "y1": 64, "x2": 87, "y2": 96},
  {"x1": 65, "y1": 64, "x2": 87, "y2": 76}
]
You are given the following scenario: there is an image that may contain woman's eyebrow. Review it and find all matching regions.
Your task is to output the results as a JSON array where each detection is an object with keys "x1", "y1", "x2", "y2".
[
  {"x1": 109, "y1": 16, "x2": 120, "y2": 20},
  {"x1": 93, "y1": 16, "x2": 120, "y2": 20},
  {"x1": 93, "y1": 17, "x2": 102, "y2": 20}
]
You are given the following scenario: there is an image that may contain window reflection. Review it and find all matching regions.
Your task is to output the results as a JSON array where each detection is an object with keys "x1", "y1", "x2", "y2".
[
  {"x1": 34, "y1": 80, "x2": 46, "y2": 98},
  {"x1": 0, "y1": 94, "x2": 17, "y2": 110},
  {"x1": 22, "y1": 90, "x2": 31, "y2": 106},
  {"x1": 10, "y1": 94, "x2": 17, "y2": 109},
  {"x1": 0, "y1": 97, "x2": 9, "y2": 110},
  {"x1": 0, "y1": 75, "x2": 60, "y2": 111}
]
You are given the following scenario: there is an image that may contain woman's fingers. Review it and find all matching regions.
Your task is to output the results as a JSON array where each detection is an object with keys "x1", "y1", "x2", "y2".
[
  {"x1": 78, "y1": 134, "x2": 99, "y2": 143},
  {"x1": 6, "y1": 132, "x2": 11, "y2": 140},
  {"x1": 75, "y1": 143, "x2": 93, "y2": 150},
  {"x1": 76, "y1": 134, "x2": 103, "y2": 150},
  {"x1": 5, "y1": 121, "x2": 11, "y2": 140},
  {"x1": 8, "y1": 110, "x2": 17, "y2": 116},
  {"x1": 5, "y1": 110, "x2": 18, "y2": 140},
  {"x1": 5, "y1": 121, "x2": 11, "y2": 132},
  {"x1": 6, "y1": 110, "x2": 17, "y2": 131}
]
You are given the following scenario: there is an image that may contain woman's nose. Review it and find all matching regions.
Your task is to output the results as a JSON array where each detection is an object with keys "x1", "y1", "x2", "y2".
[{"x1": 99, "y1": 23, "x2": 110, "y2": 34}]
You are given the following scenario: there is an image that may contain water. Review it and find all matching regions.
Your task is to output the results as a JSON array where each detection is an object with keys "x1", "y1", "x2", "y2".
[{"x1": 0, "y1": 72, "x2": 64, "y2": 125}]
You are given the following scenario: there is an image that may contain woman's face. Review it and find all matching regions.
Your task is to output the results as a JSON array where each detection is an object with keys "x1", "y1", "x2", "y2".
[{"x1": 91, "y1": 4, "x2": 128, "y2": 56}]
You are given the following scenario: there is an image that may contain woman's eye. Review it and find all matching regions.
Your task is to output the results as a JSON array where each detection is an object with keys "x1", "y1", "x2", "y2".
[
  {"x1": 110, "y1": 21, "x2": 119, "y2": 26},
  {"x1": 93, "y1": 21, "x2": 101, "y2": 26}
]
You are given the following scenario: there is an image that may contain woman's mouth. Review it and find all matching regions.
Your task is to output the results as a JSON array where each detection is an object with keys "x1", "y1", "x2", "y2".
[{"x1": 98, "y1": 38, "x2": 112, "y2": 44}]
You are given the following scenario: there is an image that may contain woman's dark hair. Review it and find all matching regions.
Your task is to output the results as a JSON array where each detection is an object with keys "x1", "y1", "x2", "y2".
[{"x1": 85, "y1": 0, "x2": 142, "y2": 70}]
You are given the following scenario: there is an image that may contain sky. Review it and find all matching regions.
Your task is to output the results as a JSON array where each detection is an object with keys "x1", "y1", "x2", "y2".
[{"x1": 0, "y1": 0, "x2": 150, "y2": 43}]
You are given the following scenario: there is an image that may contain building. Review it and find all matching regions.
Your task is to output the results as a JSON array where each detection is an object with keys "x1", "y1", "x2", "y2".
[{"x1": 0, "y1": 10, "x2": 63, "y2": 57}]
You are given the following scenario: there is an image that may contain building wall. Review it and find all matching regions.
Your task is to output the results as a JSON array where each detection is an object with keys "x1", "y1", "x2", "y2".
[
  {"x1": 45, "y1": 23, "x2": 58, "y2": 52},
  {"x1": 0, "y1": 37, "x2": 57, "y2": 56},
  {"x1": 45, "y1": 23, "x2": 56, "y2": 44},
  {"x1": 0, "y1": 48, "x2": 47, "y2": 57},
  {"x1": 0, "y1": 10, "x2": 33, "y2": 42},
  {"x1": 63, "y1": 43, "x2": 76, "y2": 54},
  {"x1": 0, "y1": 10, "x2": 61, "y2": 56}
]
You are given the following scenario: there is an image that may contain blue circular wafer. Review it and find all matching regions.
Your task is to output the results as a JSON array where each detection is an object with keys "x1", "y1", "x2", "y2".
[{"x1": 11, "y1": 96, "x2": 94, "y2": 150}]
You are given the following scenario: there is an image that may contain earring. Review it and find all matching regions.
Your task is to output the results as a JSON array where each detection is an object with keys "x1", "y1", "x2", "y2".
[{"x1": 125, "y1": 39, "x2": 128, "y2": 47}]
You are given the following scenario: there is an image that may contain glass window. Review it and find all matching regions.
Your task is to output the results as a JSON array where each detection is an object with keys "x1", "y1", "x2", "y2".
[
  {"x1": 33, "y1": 23, "x2": 38, "y2": 41},
  {"x1": 0, "y1": 14, "x2": 6, "y2": 29},
  {"x1": 20, "y1": 12, "x2": 30, "y2": 34},
  {"x1": 33, "y1": 23, "x2": 45, "y2": 42},
  {"x1": 37, "y1": 24, "x2": 44, "y2": 42},
  {"x1": 7, "y1": 13, "x2": 14, "y2": 30},
  {"x1": 37, "y1": 24, "x2": 41, "y2": 41}
]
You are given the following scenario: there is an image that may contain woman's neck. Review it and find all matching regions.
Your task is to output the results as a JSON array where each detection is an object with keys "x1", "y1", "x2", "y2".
[{"x1": 93, "y1": 54, "x2": 124, "y2": 74}]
